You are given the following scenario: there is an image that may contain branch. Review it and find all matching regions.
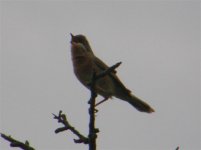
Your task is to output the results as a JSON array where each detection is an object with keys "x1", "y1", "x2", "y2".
[
  {"x1": 88, "y1": 71, "x2": 98, "y2": 150},
  {"x1": 176, "y1": 146, "x2": 179, "y2": 150},
  {"x1": 53, "y1": 110, "x2": 89, "y2": 144},
  {"x1": 88, "y1": 62, "x2": 122, "y2": 150},
  {"x1": 0, "y1": 133, "x2": 35, "y2": 150},
  {"x1": 95, "y1": 62, "x2": 122, "y2": 80}
]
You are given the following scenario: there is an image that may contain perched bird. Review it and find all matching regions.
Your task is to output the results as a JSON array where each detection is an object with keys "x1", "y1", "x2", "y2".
[{"x1": 70, "y1": 33, "x2": 155, "y2": 113}]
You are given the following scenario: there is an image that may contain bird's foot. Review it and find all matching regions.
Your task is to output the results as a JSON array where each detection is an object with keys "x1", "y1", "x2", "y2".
[{"x1": 95, "y1": 98, "x2": 109, "y2": 107}]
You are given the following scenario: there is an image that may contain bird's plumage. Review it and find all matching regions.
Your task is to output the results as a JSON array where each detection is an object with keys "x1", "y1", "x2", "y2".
[{"x1": 70, "y1": 34, "x2": 154, "y2": 113}]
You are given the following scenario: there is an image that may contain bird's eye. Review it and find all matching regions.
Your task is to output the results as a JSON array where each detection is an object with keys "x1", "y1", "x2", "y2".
[{"x1": 76, "y1": 37, "x2": 81, "y2": 42}]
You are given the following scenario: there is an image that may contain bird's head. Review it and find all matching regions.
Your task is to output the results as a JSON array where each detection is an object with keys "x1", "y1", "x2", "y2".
[
  {"x1": 70, "y1": 33, "x2": 94, "y2": 54},
  {"x1": 70, "y1": 33, "x2": 88, "y2": 45}
]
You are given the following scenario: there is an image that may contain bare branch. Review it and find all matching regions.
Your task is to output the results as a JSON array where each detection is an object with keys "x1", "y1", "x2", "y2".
[
  {"x1": 1, "y1": 133, "x2": 35, "y2": 150},
  {"x1": 88, "y1": 62, "x2": 122, "y2": 150},
  {"x1": 53, "y1": 111, "x2": 89, "y2": 144}
]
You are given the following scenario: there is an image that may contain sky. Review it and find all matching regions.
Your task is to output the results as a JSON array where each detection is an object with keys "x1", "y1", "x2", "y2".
[{"x1": 0, "y1": 1, "x2": 200, "y2": 150}]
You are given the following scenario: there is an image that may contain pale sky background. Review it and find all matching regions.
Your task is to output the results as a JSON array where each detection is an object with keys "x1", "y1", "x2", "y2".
[{"x1": 0, "y1": 1, "x2": 200, "y2": 150}]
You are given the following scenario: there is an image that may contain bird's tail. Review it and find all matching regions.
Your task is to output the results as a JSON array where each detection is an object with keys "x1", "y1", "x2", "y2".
[{"x1": 124, "y1": 94, "x2": 155, "y2": 113}]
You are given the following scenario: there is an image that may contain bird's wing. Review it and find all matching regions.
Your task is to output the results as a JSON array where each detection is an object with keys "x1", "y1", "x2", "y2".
[
  {"x1": 93, "y1": 56, "x2": 131, "y2": 94},
  {"x1": 94, "y1": 56, "x2": 117, "y2": 74}
]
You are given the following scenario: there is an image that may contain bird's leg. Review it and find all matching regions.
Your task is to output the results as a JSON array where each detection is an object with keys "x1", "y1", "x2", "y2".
[{"x1": 95, "y1": 97, "x2": 109, "y2": 107}]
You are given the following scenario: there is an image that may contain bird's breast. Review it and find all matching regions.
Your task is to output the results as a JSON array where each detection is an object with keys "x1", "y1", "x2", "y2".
[{"x1": 72, "y1": 56, "x2": 94, "y2": 86}]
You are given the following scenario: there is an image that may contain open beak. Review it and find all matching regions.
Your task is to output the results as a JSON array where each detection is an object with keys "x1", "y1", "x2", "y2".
[
  {"x1": 70, "y1": 33, "x2": 74, "y2": 44},
  {"x1": 70, "y1": 33, "x2": 74, "y2": 38}
]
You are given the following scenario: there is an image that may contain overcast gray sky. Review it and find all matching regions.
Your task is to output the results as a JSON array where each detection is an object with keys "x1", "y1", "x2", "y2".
[{"x1": 0, "y1": 1, "x2": 200, "y2": 150}]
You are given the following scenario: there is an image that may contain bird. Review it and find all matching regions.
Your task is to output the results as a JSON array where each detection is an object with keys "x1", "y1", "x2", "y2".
[{"x1": 70, "y1": 33, "x2": 155, "y2": 113}]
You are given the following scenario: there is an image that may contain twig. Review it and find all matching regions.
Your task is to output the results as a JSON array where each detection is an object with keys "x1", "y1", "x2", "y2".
[
  {"x1": 88, "y1": 62, "x2": 122, "y2": 150},
  {"x1": 53, "y1": 110, "x2": 89, "y2": 144},
  {"x1": 176, "y1": 146, "x2": 180, "y2": 150},
  {"x1": 88, "y1": 71, "x2": 98, "y2": 150},
  {"x1": 95, "y1": 62, "x2": 122, "y2": 80},
  {"x1": 0, "y1": 133, "x2": 35, "y2": 150}
]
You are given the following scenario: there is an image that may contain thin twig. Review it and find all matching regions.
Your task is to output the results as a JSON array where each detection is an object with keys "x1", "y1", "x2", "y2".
[
  {"x1": 88, "y1": 72, "x2": 98, "y2": 150},
  {"x1": 95, "y1": 62, "x2": 122, "y2": 80},
  {"x1": 88, "y1": 62, "x2": 122, "y2": 150},
  {"x1": 176, "y1": 146, "x2": 180, "y2": 150},
  {"x1": 53, "y1": 110, "x2": 89, "y2": 144},
  {"x1": 0, "y1": 133, "x2": 35, "y2": 150}
]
